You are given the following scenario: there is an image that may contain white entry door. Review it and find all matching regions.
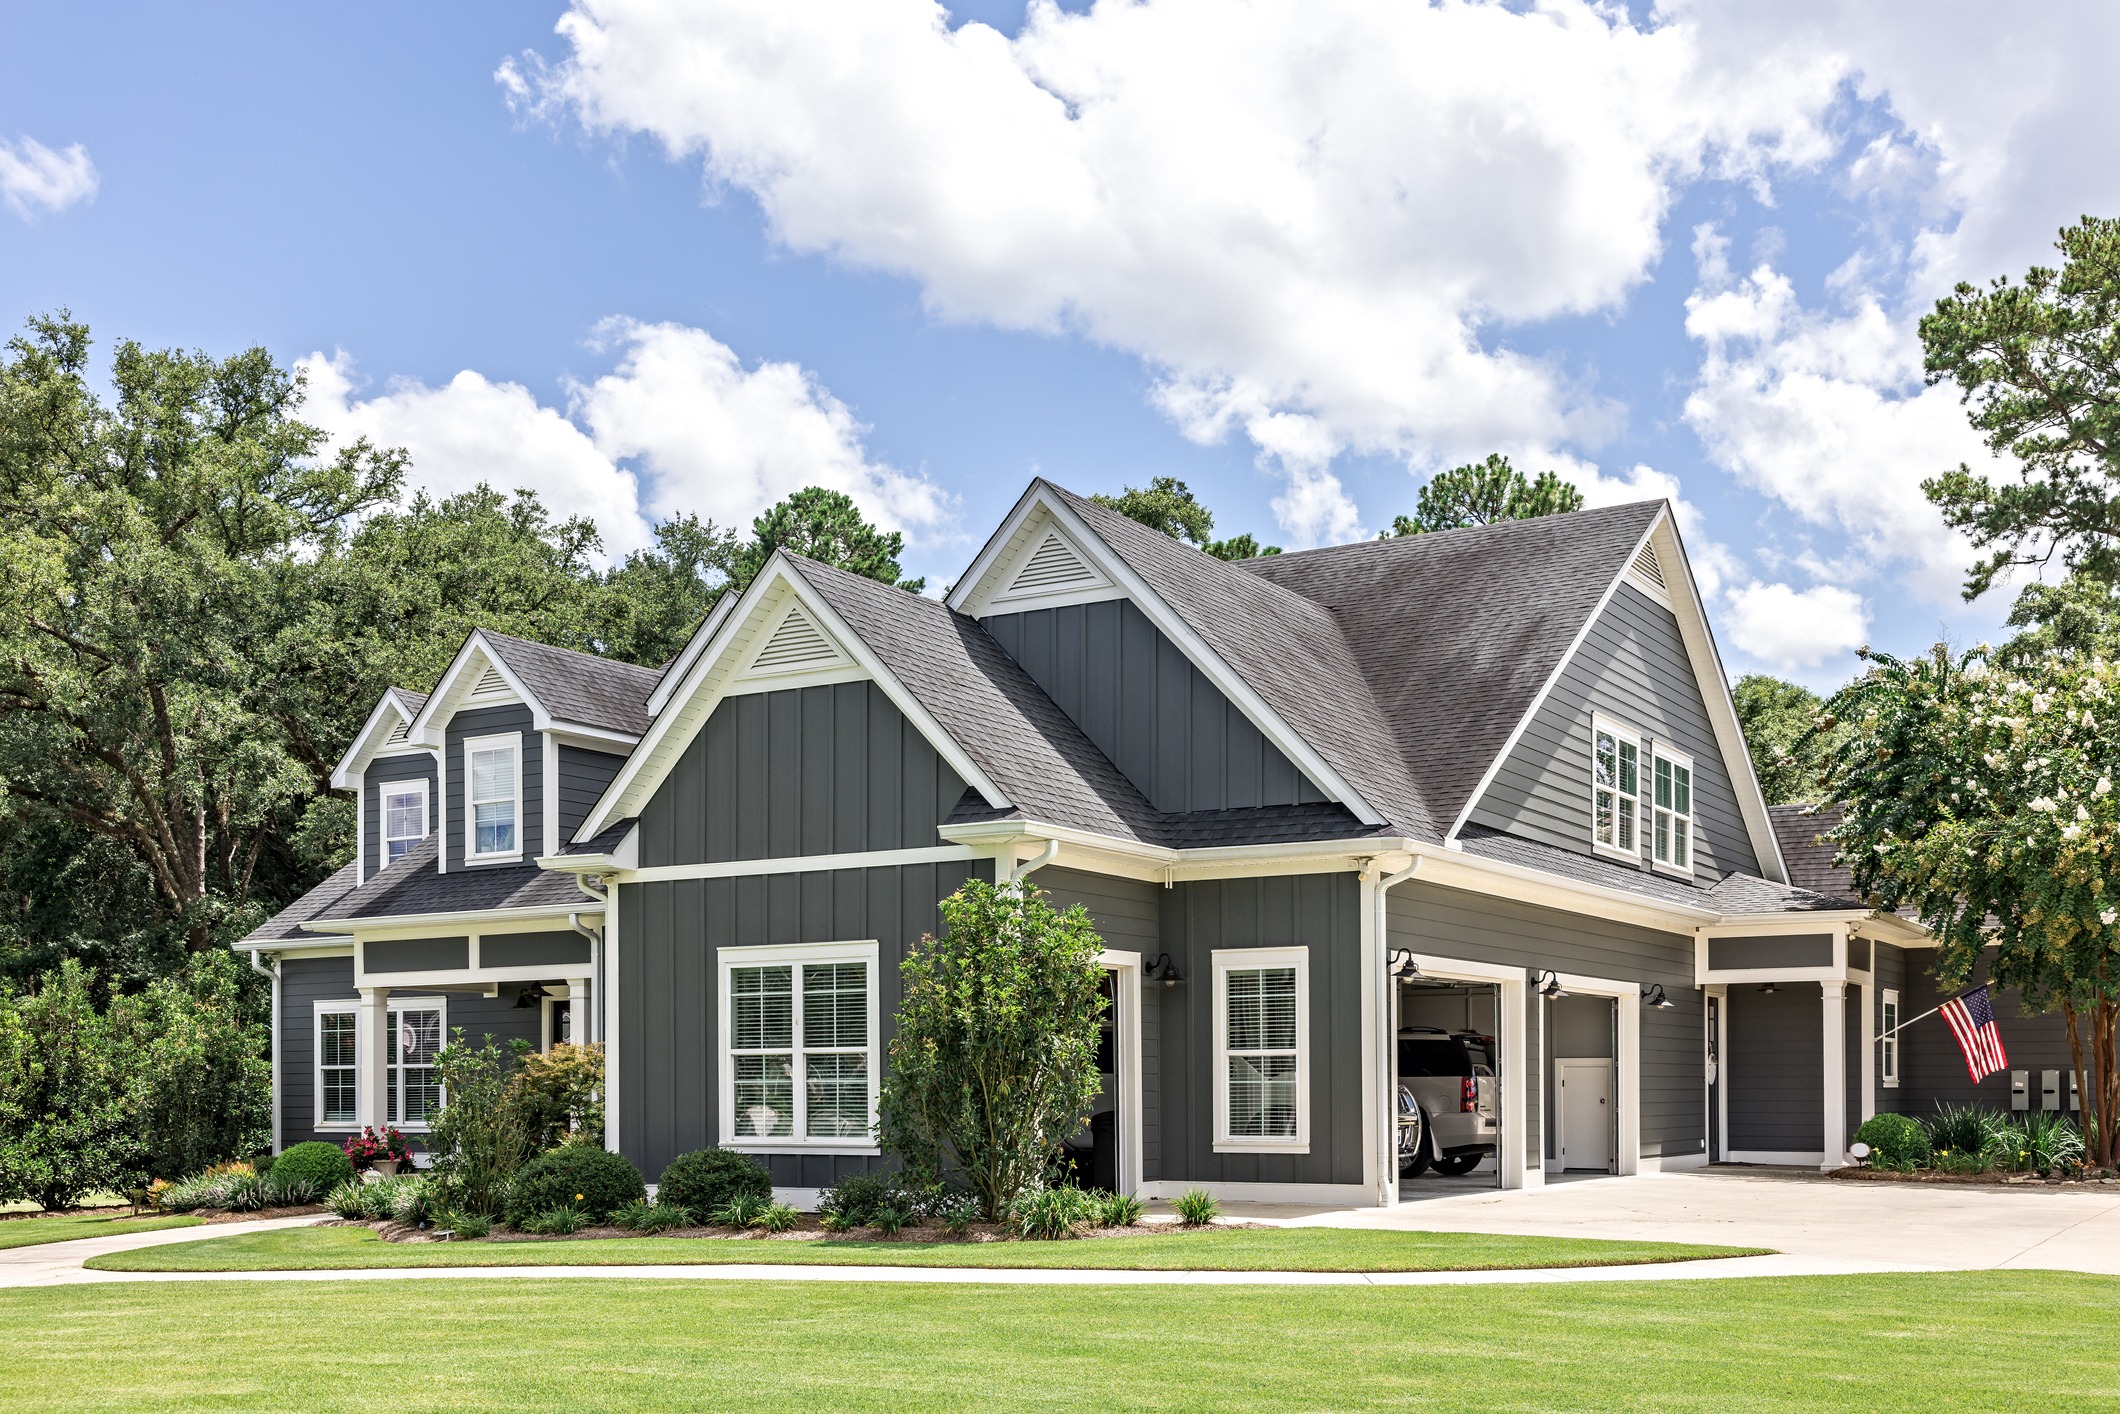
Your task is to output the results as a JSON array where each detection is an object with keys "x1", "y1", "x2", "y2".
[{"x1": 1556, "y1": 1058, "x2": 1613, "y2": 1172}]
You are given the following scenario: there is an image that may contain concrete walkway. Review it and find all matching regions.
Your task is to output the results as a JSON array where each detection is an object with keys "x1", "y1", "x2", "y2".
[{"x1": 8, "y1": 1169, "x2": 2120, "y2": 1290}]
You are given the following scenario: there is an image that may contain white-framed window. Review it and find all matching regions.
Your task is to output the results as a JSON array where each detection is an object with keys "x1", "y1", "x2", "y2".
[
  {"x1": 464, "y1": 734, "x2": 519, "y2": 861},
  {"x1": 1652, "y1": 746, "x2": 1694, "y2": 874},
  {"x1": 718, "y1": 941, "x2": 880, "y2": 1150},
  {"x1": 1591, "y1": 716, "x2": 1641, "y2": 858},
  {"x1": 1213, "y1": 946, "x2": 1309, "y2": 1153},
  {"x1": 313, "y1": 997, "x2": 446, "y2": 1130},
  {"x1": 381, "y1": 778, "x2": 429, "y2": 865},
  {"x1": 1881, "y1": 989, "x2": 1900, "y2": 1089}
]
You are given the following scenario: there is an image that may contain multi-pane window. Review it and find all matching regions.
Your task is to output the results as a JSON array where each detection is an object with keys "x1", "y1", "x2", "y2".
[
  {"x1": 720, "y1": 943, "x2": 878, "y2": 1147},
  {"x1": 1214, "y1": 947, "x2": 1309, "y2": 1151},
  {"x1": 315, "y1": 999, "x2": 446, "y2": 1128},
  {"x1": 466, "y1": 736, "x2": 518, "y2": 858},
  {"x1": 382, "y1": 780, "x2": 427, "y2": 865},
  {"x1": 1653, "y1": 748, "x2": 1694, "y2": 872},
  {"x1": 1881, "y1": 989, "x2": 1900, "y2": 1089},
  {"x1": 1592, "y1": 718, "x2": 1640, "y2": 856}
]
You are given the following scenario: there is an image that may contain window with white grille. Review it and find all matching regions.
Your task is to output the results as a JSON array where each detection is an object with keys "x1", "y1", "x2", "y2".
[
  {"x1": 382, "y1": 779, "x2": 428, "y2": 865},
  {"x1": 1652, "y1": 746, "x2": 1694, "y2": 874},
  {"x1": 1881, "y1": 990, "x2": 1900, "y2": 1089},
  {"x1": 465, "y1": 734, "x2": 518, "y2": 860},
  {"x1": 1213, "y1": 947, "x2": 1309, "y2": 1152},
  {"x1": 1592, "y1": 716, "x2": 1641, "y2": 859},
  {"x1": 719, "y1": 941, "x2": 880, "y2": 1149},
  {"x1": 314, "y1": 997, "x2": 446, "y2": 1129}
]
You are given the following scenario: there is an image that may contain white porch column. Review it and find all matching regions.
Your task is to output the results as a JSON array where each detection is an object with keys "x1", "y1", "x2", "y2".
[
  {"x1": 1821, "y1": 981, "x2": 1847, "y2": 1170},
  {"x1": 357, "y1": 986, "x2": 390, "y2": 1131},
  {"x1": 1859, "y1": 981, "x2": 1876, "y2": 1127},
  {"x1": 564, "y1": 976, "x2": 591, "y2": 1047}
]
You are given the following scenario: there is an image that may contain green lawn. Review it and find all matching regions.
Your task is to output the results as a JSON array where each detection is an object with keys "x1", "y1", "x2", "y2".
[
  {"x1": 87, "y1": 1222, "x2": 1757, "y2": 1273},
  {"x1": 0, "y1": 1212, "x2": 199, "y2": 1251},
  {"x1": 5, "y1": 1273, "x2": 2117, "y2": 1410}
]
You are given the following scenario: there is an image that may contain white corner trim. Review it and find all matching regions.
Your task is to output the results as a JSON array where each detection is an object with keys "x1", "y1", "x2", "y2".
[{"x1": 542, "y1": 731, "x2": 559, "y2": 865}]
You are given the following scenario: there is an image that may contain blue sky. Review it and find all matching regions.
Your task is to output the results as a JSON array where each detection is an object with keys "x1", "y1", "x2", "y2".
[{"x1": 6, "y1": 2, "x2": 2116, "y2": 690}]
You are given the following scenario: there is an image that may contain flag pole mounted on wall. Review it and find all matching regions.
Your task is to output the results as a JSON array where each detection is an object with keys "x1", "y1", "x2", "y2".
[{"x1": 1876, "y1": 983, "x2": 2010, "y2": 1084}]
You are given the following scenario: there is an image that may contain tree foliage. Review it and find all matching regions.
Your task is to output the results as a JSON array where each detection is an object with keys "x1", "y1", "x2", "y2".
[
  {"x1": 1819, "y1": 643, "x2": 2120, "y2": 1165},
  {"x1": 877, "y1": 879, "x2": 1107, "y2": 1219},
  {"x1": 731, "y1": 486, "x2": 924, "y2": 593},
  {"x1": 1921, "y1": 216, "x2": 2120, "y2": 600},
  {"x1": 0, "y1": 959, "x2": 133, "y2": 1208},
  {"x1": 1092, "y1": 476, "x2": 1282, "y2": 560},
  {"x1": 111, "y1": 951, "x2": 271, "y2": 1182},
  {"x1": 1733, "y1": 674, "x2": 1847, "y2": 805},
  {"x1": 1386, "y1": 454, "x2": 1584, "y2": 536}
]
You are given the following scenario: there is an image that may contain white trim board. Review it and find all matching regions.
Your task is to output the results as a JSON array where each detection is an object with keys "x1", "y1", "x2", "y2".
[
  {"x1": 625, "y1": 845, "x2": 979, "y2": 884},
  {"x1": 1136, "y1": 1181, "x2": 1372, "y2": 1206}
]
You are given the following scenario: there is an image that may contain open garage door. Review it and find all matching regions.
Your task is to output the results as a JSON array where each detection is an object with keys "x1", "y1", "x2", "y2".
[{"x1": 1395, "y1": 977, "x2": 1503, "y2": 1193}]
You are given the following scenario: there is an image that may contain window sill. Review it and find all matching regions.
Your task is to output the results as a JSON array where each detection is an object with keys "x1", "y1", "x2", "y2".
[
  {"x1": 1591, "y1": 841, "x2": 1644, "y2": 865},
  {"x1": 722, "y1": 1141, "x2": 882, "y2": 1156},
  {"x1": 465, "y1": 854, "x2": 524, "y2": 867},
  {"x1": 1650, "y1": 860, "x2": 1695, "y2": 881},
  {"x1": 1213, "y1": 1140, "x2": 1310, "y2": 1155}
]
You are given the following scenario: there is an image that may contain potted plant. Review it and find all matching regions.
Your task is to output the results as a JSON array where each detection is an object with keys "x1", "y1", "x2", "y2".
[{"x1": 344, "y1": 1126, "x2": 414, "y2": 1176}]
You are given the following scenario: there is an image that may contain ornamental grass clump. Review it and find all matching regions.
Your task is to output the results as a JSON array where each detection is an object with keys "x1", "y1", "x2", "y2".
[
  {"x1": 519, "y1": 1205, "x2": 586, "y2": 1236},
  {"x1": 1010, "y1": 1185, "x2": 1097, "y2": 1240},
  {"x1": 710, "y1": 1192, "x2": 772, "y2": 1228},
  {"x1": 1173, "y1": 1188, "x2": 1220, "y2": 1227},
  {"x1": 1096, "y1": 1190, "x2": 1146, "y2": 1228}
]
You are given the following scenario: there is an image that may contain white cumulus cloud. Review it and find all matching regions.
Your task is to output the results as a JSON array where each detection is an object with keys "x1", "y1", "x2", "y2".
[
  {"x1": 298, "y1": 321, "x2": 948, "y2": 562},
  {"x1": 1721, "y1": 580, "x2": 1869, "y2": 674},
  {"x1": 503, "y1": 0, "x2": 1847, "y2": 543},
  {"x1": 0, "y1": 136, "x2": 98, "y2": 219}
]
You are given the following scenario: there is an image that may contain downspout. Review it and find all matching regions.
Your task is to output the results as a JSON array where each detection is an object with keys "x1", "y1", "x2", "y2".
[
  {"x1": 571, "y1": 872, "x2": 609, "y2": 1046},
  {"x1": 1373, "y1": 854, "x2": 1423, "y2": 1207},
  {"x1": 250, "y1": 949, "x2": 282, "y2": 1155},
  {"x1": 1004, "y1": 837, "x2": 1060, "y2": 884}
]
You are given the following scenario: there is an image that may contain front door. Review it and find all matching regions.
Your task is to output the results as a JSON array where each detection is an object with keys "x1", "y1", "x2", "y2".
[{"x1": 1556, "y1": 1059, "x2": 1613, "y2": 1172}]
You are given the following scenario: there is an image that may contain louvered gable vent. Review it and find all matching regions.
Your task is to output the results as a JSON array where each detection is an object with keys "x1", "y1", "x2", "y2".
[
  {"x1": 1628, "y1": 545, "x2": 1667, "y2": 592},
  {"x1": 748, "y1": 605, "x2": 842, "y2": 674},
  {"x1": 468, "y1": 665, "x2": 511, "y2": 700},
  {"x1": 1003, "y1": 530, "x2": 1101, "y2": 597},
  {"x1": 384, "y1": 718, "x2": 411, "y2": 747}
]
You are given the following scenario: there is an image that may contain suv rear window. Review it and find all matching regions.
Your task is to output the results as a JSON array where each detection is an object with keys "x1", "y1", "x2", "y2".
[{"x1": 1399, "y1": 1038, "x2": 1475, "y2": 1077}]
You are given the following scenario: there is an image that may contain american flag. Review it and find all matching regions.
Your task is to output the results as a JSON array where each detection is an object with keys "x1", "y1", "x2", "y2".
[{"x1": 1940, "y1": 984, "x2": 2008, "y2": 1084}]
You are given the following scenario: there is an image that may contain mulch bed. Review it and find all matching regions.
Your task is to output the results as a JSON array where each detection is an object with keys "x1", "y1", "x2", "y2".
[
  {"x1": 351, "y1": 1215, "x2": 1255, "y2": 1246},
  {"x1": 1832, "y1": 1167, "x2": 2120, "y2": 1187}
]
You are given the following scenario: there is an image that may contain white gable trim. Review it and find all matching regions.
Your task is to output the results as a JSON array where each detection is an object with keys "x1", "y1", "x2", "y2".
[
  {"x1": 1440, "y1": 507, "x2": 1788, "y2": 885},
  {"x1": 408, "y1": 632, "x2": 546, "y2": 745},
  {"x1": 331, "y1": 688, "x2": 431, "y2": 791},
  {"x1": 736, "y1": 600, "x2": 852, "y2": 682},
  {"x1": 957, "y1": 513, "x2": 1122, "y2": 616},
  {"x1": 648, "y1": 592, "x2": 740, "y2": 716},
  {"x1": 574, "y1": 557, "x2": 1011, "y2": 843},
  {"x1": 947, "y1": 483, "x2": 1381, "y2": 826}
]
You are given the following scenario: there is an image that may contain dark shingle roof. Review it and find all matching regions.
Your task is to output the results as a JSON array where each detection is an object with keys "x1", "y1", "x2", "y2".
[
  {"x1": 392, "y1": 688, "x2": 430, "y2": 716},
  {"x1": 240, "y1": 860, "x2": 361, "y2": 946},
  {"x1": 791, "y1": 555, "x2": 1169, "y2": 846},
  {"x1": 562, "y1": 818, "x2": 638, "y2": 857},
  {"x1": 310, "y1": 835, "x2": 587, "y2": 923},
  {"x1": 1052, "y1": 486, "x2": 1435, "y2": 837},
  {"x1": 1770, "y1": 804, "x2": 1857, "y2": 898},
  {"x1": 1241, "y1": 502, "x2": 1663, "y2": 841},
  {"x1": 1455, "y1": 824, "x2": 1855, "y2": 916},
  {"x1": 479, "y1": 630, "x2": 662, "y2": 736}
]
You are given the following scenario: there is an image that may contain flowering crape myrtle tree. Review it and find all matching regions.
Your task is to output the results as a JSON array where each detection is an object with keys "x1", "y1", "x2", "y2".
[
  {"x1": 878, "y1": 879, "x2": 1106, "y2": 1220},
  {"x1": 1821, "y1": 645, "x2": 2120, "y2": 1165}
]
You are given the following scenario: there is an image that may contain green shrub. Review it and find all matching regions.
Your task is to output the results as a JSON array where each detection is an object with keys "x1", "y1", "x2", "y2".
[
  {"x1": 1173, "y1": 1188, "x2": 1220, "y2": 1227},
  {"x1": 611, "y1": 1198, "x2": 657, "y2": 1231},
  {"x1": 613, "y1": 1196, "x2": 691, "y2": 1232},
  {"x1": 0, "y1": 959, "x2": 133, "y2": 1209},
  {"x1": 656, "y1": 1148, "x2": 772, "y2": 1215},
  {"x1": 1853, "y1": 1112, "x2": 1928, "y2": 1168},
  {"x1": 820, "y1": 1209, "x2": 854, "y2": 1233},
  {"x1": 939, "y1": 1194, "x2": 979, "y2": 1237},
  {"x1": 504, "y1": 1147, "x2": 644, "y2": 1226},
  {"x1": 512, "y1": 1043, "x2": 607, "y2": 1152},
  {"x1": 390, "y1": 1176, "x2": 437, "y2": 1226},
  {"x1": 111, "y1": 952, "x2": 271, "y2": 1184},
  {"x1": 756, "y1": 1201, "x2": 800, "y2": 1233},
  {"x1": 272, "y1": 1141, "x2": 356, "y2": 1197},
  {"x1": 519, "y1": 1205, "x2": 586, "y2": 1235},
  {"x1": 1011, "y1": 1185, "x2": 1096, "y2": 1240},
  {"x1": 818, "y1": 1171, "x2": 898, "y2": 1227},
  {"x1": 1096, "y1": 1190, "x2": 1146, "y2": 1228},
  {"x1": 712, "y1": 1192, "x2": 772, "y2": 1228},
  {"x1": 445, "y1": 1210, "x2": 493, "y2": 1239},
  {"x1": 871, "y1": 1203, "x2": 909, "y2": 1236},
  {"x1": 427, "y1": 1034, "x2": 533, "y2": 1218}
]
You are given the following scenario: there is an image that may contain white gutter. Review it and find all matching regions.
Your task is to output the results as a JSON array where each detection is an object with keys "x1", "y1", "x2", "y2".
[
  {"x1": 1372, "y1": 856, "x2": 1422, "y2": 1207},
  {"x1": 250, "y1": 948, "x2": 282, "y2": 1154},
  {"x1": 1004, "y1": 837, "x2": 1060, "y2": 884}
]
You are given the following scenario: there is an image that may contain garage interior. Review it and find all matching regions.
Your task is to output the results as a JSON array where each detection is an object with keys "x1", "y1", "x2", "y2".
[{"x1": 1395, "y1": 977, "x2": 1503, "y2": 1193}]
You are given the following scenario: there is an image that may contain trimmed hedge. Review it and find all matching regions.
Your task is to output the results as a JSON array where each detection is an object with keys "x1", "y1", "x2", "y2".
[
  {"x1": 271, "y1": 1141, "x2": 355, "y2": 1196},
  {"x1": 505, "y1": 1147, "x2": 645, "y2": 1226},
  {"x1": 1854, "y1": 1112, "x2": 1929, "y2": 1167},
  {"x1": 657, "y1": 1148, "x2": 772, "y2": 1213}
]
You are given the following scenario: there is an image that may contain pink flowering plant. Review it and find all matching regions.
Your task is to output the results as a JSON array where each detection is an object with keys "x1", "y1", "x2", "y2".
[{"x1": 342, "y1": 1126, "x2": 413, "y2": 1166}]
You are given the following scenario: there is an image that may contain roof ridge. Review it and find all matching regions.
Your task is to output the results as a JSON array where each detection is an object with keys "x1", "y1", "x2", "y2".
[
  {"x1": 1241, "y1": 499, "x2": 1669, "y2": 568},
  {"x1": 477, "y1": 626, "x2": 664, "y2": 677}
]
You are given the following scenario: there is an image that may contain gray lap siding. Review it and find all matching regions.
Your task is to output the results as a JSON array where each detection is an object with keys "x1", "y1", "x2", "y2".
[
  {"x1": 1385, "y1": 880, "x2": 1702, "y2": 1167},
  {"x1": 1726, "y1": 983, "x2": 1823, "y2": 1152},
  {"x1": 361, "y1": 752, "x2": 438, "y2": 883},
  {"x1": 445, "y1": 705, "x2": 540, "y2": 870}
]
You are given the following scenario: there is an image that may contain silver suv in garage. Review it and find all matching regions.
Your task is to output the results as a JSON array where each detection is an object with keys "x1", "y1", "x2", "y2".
[{"x1": 1397, "y1": 1028, "x2": 1499, "y2": 1177}]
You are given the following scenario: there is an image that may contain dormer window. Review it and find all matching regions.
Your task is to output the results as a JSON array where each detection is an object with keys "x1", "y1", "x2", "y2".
[
  {"x1": 466, "y1": 735, "x2": 519, "y2": 860},
  {"x1": 1592, "y1": 716, "x2": 1640, "y2": 859},
  {"x1": 382, "y1": 780, "x2": 428, "y2": 865},
  {"x1": 1652, "y1": 746, "x2": 1693, "y2": 874}
]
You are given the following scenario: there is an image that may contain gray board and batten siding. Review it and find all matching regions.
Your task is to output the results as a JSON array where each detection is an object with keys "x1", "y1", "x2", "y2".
[
  {"x1": 1156, "y1": 874, "x2": 1367, "y2": 1189},
  {"x1": 1724, "y1": 983, "x2": 1822, "y2": 1153},
  {"x1": 638, "y1": 681, "x2": 969, "y2": 869},
  {"x1": 981, "y1": 600, "x2": 1331, "y2": 816},
  {"x1": 276, "y1": 955, "x2": 542, "y2": 1151},
  {"x1": 1036, "y1": 866, "x2": 1163, "y2": 1181},
  {"x1": 361, "y1": 752, "x2": 437, "y2": 883},
  {"x1": 558, "y1": 745, "x2": 627, "y2": 845},
  {"x1": 1384, "y1": 879, "x2": 1702, "y2": 1166},
  {"x1": 445, "y1": 704, "x2": 541, "y2": 871},
  {"x1": 1464, "y1": 581, "x2": 1759, "y2": 882}
]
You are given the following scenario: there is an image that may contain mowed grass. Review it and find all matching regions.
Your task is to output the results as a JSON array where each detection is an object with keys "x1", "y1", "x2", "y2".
[
  {"x1": 0, "y1": 1213, "x2": 199, "y2": 1251},
  {"x1": 88, "y1": 1222, "x2": 1758, "y2": 1273},
  {"x1": 8, "y1": 1273, "x2": 2120, "y2": 1411}
]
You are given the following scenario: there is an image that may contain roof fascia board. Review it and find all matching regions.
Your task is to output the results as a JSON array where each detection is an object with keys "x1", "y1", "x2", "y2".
[
  {"x1": 303, "y1": 901, "x2": 603, "y2": 936},
  {"x1": 1442, "y1": 512, "x2": 1658, "y2": 846},
  {"x1": 1657, "y1": 515, "x2": 1791, "y2": 885},
  {"x1": 647, "y1": 592, "x2": 740, "y2": 716},
  {"x1": 574, "y1": 557, "x2": 1011, "y2": 843},
  {"x1": 944, "y1": 481, "x2": 1048, "y2": 615},
  {"x1": 1035, "y1": 492, "x2": 1385, "y2": 827},
  {"x1": 330, "y1": 687, "x2": 424, "y2": 791},
  {"x1": 546, "y1": 726, "x2": 640, "y2": 753},
  {"x1": 233, "y1": 940, "x2": 354, "y2": 957},
  {"x1": 409, "y1": 631, "x2": 550, "y2": 744},
  {"x1": 535, "y1": 824, "x2": 641, "y2": 875}
]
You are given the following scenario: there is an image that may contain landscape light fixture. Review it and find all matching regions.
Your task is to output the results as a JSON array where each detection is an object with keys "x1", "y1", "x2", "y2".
[
  {"x1": 1387, "y1": 948, "x2": 1421, "y2": 978},
  {"x1": 1641, "y1": 983, "x2": 1675, "y2": 1010},
  {"x1": 1144, "y1": 953, "x2": 1184, "y2": 987}
]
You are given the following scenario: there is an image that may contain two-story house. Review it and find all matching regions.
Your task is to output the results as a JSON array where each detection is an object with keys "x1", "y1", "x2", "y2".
[{"x1": 239, "y1": 480, "x2": 2027, "y2": 1205}]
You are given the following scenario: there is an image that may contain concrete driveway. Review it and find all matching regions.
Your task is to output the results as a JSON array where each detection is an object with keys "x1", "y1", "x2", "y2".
[{"x1": 1268, "y1": 1165, "x2": 2120, "y2": 1274}]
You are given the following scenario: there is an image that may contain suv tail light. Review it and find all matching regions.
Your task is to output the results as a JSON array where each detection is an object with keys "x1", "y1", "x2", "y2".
[{"x1": 1460, "y1": 1077, "x2": 1477, "y2": 1113}]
